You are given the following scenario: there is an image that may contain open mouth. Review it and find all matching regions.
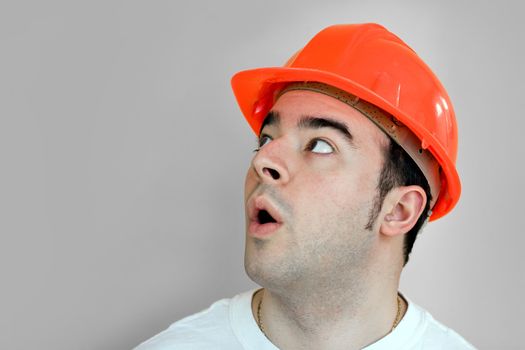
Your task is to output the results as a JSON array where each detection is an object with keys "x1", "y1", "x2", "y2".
[
  {"x1": 248, "y1": 197, "x2": 283, "y2": 237},
  {"x1": 257, "y1": 209, "x2": 277, "y2": 224}
]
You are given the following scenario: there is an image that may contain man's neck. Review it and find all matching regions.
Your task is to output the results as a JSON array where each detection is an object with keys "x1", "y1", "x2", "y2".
[{"x1": 251, "y1": 279, "x2": 407, "y2": 350}]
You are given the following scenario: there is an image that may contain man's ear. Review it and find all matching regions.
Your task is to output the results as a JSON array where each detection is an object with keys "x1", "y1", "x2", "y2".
[{"x1": 380, "y1": 186, "x2": 426, "y2": 237}]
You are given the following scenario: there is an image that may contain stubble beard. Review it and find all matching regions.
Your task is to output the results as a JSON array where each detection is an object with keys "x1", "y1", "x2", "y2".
[{"x1": 244, "y1": 203, "x2": 377, "y2": 297}]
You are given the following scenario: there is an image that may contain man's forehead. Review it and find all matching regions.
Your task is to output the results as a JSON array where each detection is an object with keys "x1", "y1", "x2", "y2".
[
  {"x1": 260, "y1": 90, "x2": 386, "y2": 142},
  {"x1": 260, "y1": 110, "x2": 357, "y2": 149}
]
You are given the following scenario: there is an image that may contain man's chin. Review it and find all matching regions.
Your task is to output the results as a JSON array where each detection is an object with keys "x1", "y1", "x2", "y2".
[
  {"x1": 244, "y1": 256, "x2": 303, "y2": 293},
  {"x1": 244, "y1": 252, "x2": 278, "y2": 287}
]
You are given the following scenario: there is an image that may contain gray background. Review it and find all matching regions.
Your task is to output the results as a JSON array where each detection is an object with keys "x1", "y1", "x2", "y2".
[{"x1": 1, "y1": 0, "x2": 523, "y2": 349}]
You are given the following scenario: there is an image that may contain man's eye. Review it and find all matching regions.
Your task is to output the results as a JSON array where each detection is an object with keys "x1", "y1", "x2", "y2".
[
  {"x1": 258, "y1": 135, "x2": 272, "y2": 148},
  {"x1": 307, "y1": 139, "x2": 334, "y2": 154}
]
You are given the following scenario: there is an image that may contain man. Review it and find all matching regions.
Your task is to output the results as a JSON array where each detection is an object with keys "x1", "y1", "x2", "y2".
[{"x1": 135, "y1": 23, "x2": 475, "y2": 349}]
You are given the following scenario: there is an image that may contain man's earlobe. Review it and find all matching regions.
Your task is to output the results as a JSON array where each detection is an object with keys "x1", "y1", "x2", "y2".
[{"x1": 380, "y1": 186, "x2": 426, "y2": 237}]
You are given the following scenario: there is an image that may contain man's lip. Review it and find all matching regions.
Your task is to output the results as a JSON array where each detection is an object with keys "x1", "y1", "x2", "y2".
[
  {"x1": 248, "y1": 221, "x2": 282, "y2": 238},
  {"x1": 248, "y1": 195, "x2": 284, "y2": 224}
]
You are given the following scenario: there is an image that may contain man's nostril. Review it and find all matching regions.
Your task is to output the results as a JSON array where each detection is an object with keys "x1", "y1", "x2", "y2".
[{"x1": 263, "y1": 167, "x2": 280, "y2": 180}]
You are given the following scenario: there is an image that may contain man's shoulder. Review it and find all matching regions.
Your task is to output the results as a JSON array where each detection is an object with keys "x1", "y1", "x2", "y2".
[
  {"x1": 410, "y1": 302, "x2": 476, "y2": 350},
  {"x1": 133, "y1": 293, "x2": 244, "y2": 350}
]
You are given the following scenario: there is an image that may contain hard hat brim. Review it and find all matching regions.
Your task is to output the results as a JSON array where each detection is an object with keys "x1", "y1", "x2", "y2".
[{"x1": 231, "y1": 66, "x2": 461, "y2": 221}]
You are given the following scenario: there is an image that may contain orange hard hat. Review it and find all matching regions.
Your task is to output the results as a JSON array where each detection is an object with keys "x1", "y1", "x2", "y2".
[{"x1": 231, "y1": 23, "x2": 460, "y2": 221}]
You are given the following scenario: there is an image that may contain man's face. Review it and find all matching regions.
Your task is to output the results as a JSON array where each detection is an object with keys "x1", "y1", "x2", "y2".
[{"x1": 244, "y1": 90, "x2": 389, "y2": 290}]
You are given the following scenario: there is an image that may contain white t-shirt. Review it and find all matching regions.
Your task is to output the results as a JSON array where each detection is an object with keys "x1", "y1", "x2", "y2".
[{"x1": 134, "y1": 289, "x2": 476, "y2": 350}]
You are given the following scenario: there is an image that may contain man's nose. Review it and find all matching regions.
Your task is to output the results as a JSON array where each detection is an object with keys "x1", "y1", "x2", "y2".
[{"x1": 251, "y1": 141, "x2": 291, "y2": 185}]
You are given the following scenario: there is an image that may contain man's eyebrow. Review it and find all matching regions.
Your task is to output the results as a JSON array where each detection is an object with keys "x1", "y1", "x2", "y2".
[
  {"x1": 259, "y1": 111, "x2": 280, "y2": 135},
  {"x1": 298, "y1": 115, "x2": 355, "y2": 147}
]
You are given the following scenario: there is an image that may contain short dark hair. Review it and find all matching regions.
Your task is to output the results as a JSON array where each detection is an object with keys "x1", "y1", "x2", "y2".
[{"x1": 366, "y1": 138, "x2": 432, "y2": 267}]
